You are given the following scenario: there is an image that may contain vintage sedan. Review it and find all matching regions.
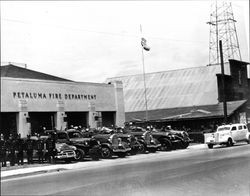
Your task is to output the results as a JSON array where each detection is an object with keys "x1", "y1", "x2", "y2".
[
  {"x1": 167, "y1": 129, "x2": 191, "y2": 149},
  {"x1": 116, "y1": 133, "x2": 143, "y2": 155},
  {"x1": 127, "y1": 127, "x2": 161, "y2": 153},
  {"x1": 45, "y1": 130, "x2": 101, "y2": 161},
  {"x1": 92, "y1": 129, "x2": 131, "y2": 158},
  {"x1": 29, "y1": 135, "x2": 76, "y2": 163}
]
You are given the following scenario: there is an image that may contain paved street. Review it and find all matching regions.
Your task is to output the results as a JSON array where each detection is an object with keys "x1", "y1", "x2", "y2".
[{"x1": 2, "y1": 143, "x2": 250, "y2": 196}]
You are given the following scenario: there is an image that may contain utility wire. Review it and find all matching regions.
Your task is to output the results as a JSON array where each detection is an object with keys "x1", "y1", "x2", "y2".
[{"x1": 2, "y1": 18, "x2": 207, "y2": 44}]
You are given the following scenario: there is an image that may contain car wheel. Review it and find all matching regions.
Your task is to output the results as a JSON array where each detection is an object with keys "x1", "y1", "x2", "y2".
[
  {"x1": 160, "y1": 139, "x2": 172, "y2": 151},
  {"x1": 101, "y1": 147, "x2": 112, "y2": 159},
  {"x1": 227, "y1": 138, "x2": 233, "y2": 147},
  {"x1": 75, "y1": 149, "x2": 85, "y2": 161},
  {"x1": 208, "y1": 144, "x2": 213, "y2": 149}
]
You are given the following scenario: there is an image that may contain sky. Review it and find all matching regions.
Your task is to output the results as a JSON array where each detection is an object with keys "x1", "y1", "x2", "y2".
[{"x1": 1, "y1": 1, "x2": 249, "y2": 83}]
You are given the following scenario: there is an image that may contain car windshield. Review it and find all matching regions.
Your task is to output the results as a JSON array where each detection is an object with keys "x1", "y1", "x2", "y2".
[
  {"x1": 217, "y1": 126, "x2": 231, "y2": 131},
  {"x1": 68, "y1": 132, "x2": 82, "y2": 138}
]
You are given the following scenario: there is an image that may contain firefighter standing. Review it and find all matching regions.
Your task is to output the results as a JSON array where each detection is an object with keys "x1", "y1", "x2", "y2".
[
  {"x1": 46, "y1": 134, "x2": 56, "y2": 163},
  {"x1": 26, "y1": 135, "x2": 34, "y2": 164},
  {"x1": 0, "y1": 134, "x2": 7, "y2": 167},
  {"x1": 16, "y1": 134, "x2": 24, "y2": 165},
  {"x1": 37, "y1": 135, "x2": 45, "y2": 164},
  {"x1": 6, "y1": 134, "x2": 16, "y2": 166}
]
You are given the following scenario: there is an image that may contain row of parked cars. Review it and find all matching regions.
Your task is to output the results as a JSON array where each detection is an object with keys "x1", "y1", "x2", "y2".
[{"x1": 36, "y1": 126, "x2": 192, "y2": 163}]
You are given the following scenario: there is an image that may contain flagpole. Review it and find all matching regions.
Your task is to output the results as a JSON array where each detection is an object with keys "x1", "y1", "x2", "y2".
[{"x1": 140, "y1": 24, "x2": 148, "y2": 123}]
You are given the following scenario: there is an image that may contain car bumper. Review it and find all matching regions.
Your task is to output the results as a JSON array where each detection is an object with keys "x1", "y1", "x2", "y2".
[
  {"x1": 147, "y1": 143, "x2": 161, "y2": 148},
  {"x1": 113, "y1": 146, "x2": 131, "y2": 153},
  {"x1": 55, "y1": 151, "x2": 76, "y2": 159}
]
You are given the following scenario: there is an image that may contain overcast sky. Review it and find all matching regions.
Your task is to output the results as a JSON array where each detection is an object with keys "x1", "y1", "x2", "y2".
[{"x1": 1, "y1": 1, "x2": 249, "y2": 83}]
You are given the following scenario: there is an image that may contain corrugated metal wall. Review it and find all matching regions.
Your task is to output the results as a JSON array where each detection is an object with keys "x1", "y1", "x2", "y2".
[{"x1": 108, "y1": 64, "x2": 230, "y2": 112}]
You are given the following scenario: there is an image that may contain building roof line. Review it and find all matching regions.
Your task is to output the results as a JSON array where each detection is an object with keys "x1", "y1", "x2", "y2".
[{"x1": 108, "y1": 62, "x2": 229, "y2": 80}]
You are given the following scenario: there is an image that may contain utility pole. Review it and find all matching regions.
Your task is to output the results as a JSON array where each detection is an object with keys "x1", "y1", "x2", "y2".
[
  {"x1": 219, "y1": 40, "x2": 227, "y2": 123},
  {"x1": 140, "y1": 24, "x2": 149, "y2": 123}
]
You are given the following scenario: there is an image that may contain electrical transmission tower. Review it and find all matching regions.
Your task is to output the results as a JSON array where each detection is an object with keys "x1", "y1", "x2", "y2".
[{"x1": 207, "y1": 1, "x2": 242, "y2": 66}]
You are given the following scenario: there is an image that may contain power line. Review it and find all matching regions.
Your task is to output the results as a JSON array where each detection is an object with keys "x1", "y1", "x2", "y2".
[{"x1": 2, "y1": 18, "x2": 207, "y2": 45}]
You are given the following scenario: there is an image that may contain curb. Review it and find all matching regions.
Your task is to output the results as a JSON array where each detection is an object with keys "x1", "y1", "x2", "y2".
[{"x1": 1, "y1": 144, "x2": 204, "y2": 180}]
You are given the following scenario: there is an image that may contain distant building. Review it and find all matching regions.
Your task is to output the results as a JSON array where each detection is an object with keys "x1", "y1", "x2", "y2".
[
  {"x1": 107, "y1": 59, "x2": 250, "y2": 131},
  {"x1": 0, "y1": 63, "x2": 125, "y2": 137}
]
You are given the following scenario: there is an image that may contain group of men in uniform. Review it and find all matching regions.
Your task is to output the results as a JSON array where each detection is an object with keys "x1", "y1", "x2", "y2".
[{"x1": 0, "y1": 133, "x2": 56, "y2": 167}]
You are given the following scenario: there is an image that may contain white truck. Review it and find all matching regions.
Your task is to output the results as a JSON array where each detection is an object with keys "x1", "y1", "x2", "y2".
[{"x1": 204, "y1": 123, "x2": 250, "y2": 149}]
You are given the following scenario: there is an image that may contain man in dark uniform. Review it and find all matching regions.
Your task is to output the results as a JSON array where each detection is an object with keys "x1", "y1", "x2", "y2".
[
  {"x1": 26, "y1": 135, "x2": 34, "y2": 164},
  {"x1": 6, "y1": 134, "x2": 16, "y2": 166},
  {"x1": 36, "y1": 135, "x2": 45, "y2": 164},
  {"x1": 0, "y1": 134, "x2": 7, "y2": 167},
  {"x1": 16, "y1": 134, "x2": 24, "y2": 165},
  {"x1": 46, "y1": 134, "x2": 56, "y2": 164}
]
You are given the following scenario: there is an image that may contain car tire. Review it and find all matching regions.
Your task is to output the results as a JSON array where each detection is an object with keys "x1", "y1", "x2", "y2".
[
  {"x1": 208, "y1": 144, "x2": 213, "y2": 149},
  {"x1": 101, "y1": 147, "x2": 112, "y2": 159},
  {"x1": 227, "y1": 138, "x2": 233, "y2": 147},
  {"x1": 160, "y1": 139, "x2": 172, "y2": 151},
  {"x1": 75, "y1": 149, "x2": 85, "y2": 161}
]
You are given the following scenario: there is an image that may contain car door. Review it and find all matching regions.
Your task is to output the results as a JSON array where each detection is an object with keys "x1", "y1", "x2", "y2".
[
  {"x1": 238, "y1": 125, "x2": 247, "y2": 141},
  {"x1": 242, "y1": 125, "x2": 249, "y2": 140},
  {"x1": 230, "y1": 125, "x2": 239, "y2": 141}
]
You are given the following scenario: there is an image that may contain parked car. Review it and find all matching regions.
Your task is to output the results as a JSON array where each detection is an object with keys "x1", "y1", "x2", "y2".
[
  {"x1": 167, "y1": 129, "x2": 192, "y2": 149},
  {"x1": 127, "y1": 127, "x2": 161, "y2": 153},
  {"x1": 204, "y1": 123, "x2": 250, "y2": 149},
  {"x1": 116, "y1": 133, "x2": 144, "y2": 155},
  {"x1": 45, "y1": 130, "x2": 101, "y2": 161},
  {"x1": 92, "y1": 128, "x2": 131, "y2": 158},
  {"x1": 29, "y1": 135, "x2": 76, "y2": 163}
]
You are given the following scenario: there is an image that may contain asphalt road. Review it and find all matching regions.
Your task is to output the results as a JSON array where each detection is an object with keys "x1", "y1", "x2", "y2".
[{"x1": 2, "y1": 143, "x2": 250, "y2": 196}]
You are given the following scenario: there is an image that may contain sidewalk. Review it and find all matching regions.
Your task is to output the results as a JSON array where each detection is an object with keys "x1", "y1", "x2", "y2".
[{"x1": 1, "y1": 144, "x2": 206, "y2": 179}]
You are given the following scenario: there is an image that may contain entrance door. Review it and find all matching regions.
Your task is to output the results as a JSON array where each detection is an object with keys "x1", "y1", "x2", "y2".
[
  {"x1": 0, "y1": 112, "x2": 17, "y2": 137},
  {"x1": 101, "y1": 112, "x2": 115, "y2": 128},
  {"x1": 66, "y1": 112, "x2": 88, "y2": 129},
  {"x1": 29, "y1": 112, "x2": 55, "y2": 135}
]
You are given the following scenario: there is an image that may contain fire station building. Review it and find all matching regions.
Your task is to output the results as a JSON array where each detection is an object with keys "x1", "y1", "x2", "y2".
[{"x1": 0, "y1": 64, "x2": 125, "y2": 137}]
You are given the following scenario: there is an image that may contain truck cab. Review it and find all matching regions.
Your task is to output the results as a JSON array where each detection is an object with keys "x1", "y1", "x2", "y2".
[{"x1": 204, "y1": 123, "x2": 250, "y2": 149}]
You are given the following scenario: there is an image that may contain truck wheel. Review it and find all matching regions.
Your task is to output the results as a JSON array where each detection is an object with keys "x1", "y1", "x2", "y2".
[
  {"x1": 160, "y1": 139, "x2": 172, "y2": 151},
  {"x1": 208, "y1": 144, "x2": 213, "y2": 149},
  {"x1": 227, "y1": 138, "x2": 233, "y2": 147},
  {"x1": 101, "y1": 147, "x2": 112, "y2": 159},
  {"x1": 75, "y1": 149, "x2": 85, "y2": 161}
]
